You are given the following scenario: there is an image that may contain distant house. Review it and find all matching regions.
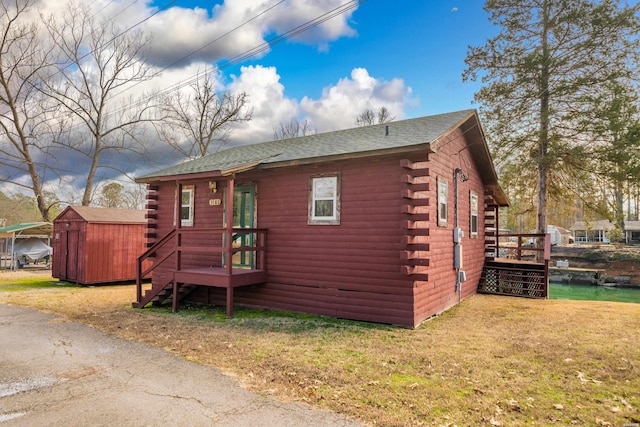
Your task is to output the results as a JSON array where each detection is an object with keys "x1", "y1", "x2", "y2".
[
  {"x1": 52, "y1": 206, "x2": 149, "y2": 284},
  {"x1": 133, "y1": 110, "x2": 509, "y2": 328},
  {"x1": 623, "y1": 220, "x2": 640, "y2": 244},
  {"x1": 570, "y1": 220, "x2": 615, "y2": 244}
]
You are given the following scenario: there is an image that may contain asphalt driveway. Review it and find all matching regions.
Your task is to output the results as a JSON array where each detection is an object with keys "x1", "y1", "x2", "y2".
[{"x1": 0, "y1": 304, "x2": 362, "y2": 426}]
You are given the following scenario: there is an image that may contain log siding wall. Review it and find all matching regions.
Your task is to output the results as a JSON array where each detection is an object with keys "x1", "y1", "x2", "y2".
[
  {"x1": 411, "y1": 127, "x2": 486, "y2": 324},
  {"x1": 147, "y1": 138, "x2": 491, "y2": 327}
]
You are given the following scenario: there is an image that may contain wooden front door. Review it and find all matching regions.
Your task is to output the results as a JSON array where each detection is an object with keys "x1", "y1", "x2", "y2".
[{"x1": 232, "y1": 184, "x2": 256, "y2": 268}]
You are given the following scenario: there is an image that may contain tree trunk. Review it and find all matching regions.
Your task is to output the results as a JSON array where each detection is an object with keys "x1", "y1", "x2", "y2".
[{"x1": 536, "y1": 0, "x2": 551, "y2": 262}]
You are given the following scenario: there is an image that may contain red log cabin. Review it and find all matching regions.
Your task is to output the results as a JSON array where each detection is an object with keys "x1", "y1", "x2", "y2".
[{"x1": 134, "y1": 109, "x2": 512, "y2": 328}]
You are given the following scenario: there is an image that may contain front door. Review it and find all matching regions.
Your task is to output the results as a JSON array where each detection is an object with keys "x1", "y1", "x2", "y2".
[{"x1": 232, "y1": 184, "x2": 255, "y2": 268}]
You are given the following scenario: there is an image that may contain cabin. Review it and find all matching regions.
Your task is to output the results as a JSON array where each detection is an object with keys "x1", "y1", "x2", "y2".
[
  {"x1": 52, "y1": 206, "x2": 149, "y2": 284},
  {"x1": 134, "y1": 110, "x2": 513, "y2": 328}
]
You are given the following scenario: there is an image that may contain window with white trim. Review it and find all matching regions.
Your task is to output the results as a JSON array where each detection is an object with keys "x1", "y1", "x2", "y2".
[
  {"x1": 180, "y1": 185, "x2": 194, "y2": 226},
  {"x1": 437, "y1": 178, "x2": 448, "y2": 227},
  {"x1": 309, "y1": 175, "x2": 340, "y2": 225},
  {"x1": 470, "y1": 191, "x2": 479, "y2": 237}
]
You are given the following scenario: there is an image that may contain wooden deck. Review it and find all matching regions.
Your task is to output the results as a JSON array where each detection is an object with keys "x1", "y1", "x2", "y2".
[
  {"x1": 478, "y1": 233, "x2": 550, "y2": 299},
  {"x1": 133, "y1": 227, "x2": 268, "y2": 317},
  {"x1": 175, "y1": 267, "x2": 267, "y2": 288}
]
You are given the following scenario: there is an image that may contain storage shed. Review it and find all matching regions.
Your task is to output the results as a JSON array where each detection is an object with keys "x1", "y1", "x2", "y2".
[{"x1": 52, "y1": 206, "x2": 149, "y2": 284}]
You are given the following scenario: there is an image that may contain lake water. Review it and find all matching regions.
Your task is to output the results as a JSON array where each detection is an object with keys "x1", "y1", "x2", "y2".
[{"x1": 549, "y1": 282, "x2": 640, "y2": 304}]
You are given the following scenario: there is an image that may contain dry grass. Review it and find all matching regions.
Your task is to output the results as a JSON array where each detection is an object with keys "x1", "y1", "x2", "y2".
[{"x1": 1, "y1": 274, "x2": 639, "y2": 426}]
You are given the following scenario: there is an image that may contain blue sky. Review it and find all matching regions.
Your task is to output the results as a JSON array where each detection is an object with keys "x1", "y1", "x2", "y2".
[
  {"x1": 146, "y1": 0, "x2": 497, "y2": 121},
  {"x1": 253, "y1": 0, "x2": 496, "y2": 117}
]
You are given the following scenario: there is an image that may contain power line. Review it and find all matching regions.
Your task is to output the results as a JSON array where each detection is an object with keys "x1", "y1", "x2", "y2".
[{"x1": 109, "y1": 0, "x2": 367, "y2": 118}]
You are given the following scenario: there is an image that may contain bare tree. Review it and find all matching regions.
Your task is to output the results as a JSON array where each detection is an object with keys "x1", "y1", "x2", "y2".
[
  {"x1": 0, "y1": 0, "x2": 60, "y2": 221},
  {"x1": 158, "y1": 71, "x2": 252, "y2": 159},
  {"x1": 356, "y1": 106, "x2": 395, "y2": 127},
  {"x1": 273, "y1": 118, "x2": 314, "y2": 140},
  {"x1": 41, "y1": 2, "x2": 159, "y2": 206}
]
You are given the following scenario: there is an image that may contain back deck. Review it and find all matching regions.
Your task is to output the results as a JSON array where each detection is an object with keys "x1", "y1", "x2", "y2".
[{"x1": 478, "y1": 231, "x2": 550, "y2": 299}]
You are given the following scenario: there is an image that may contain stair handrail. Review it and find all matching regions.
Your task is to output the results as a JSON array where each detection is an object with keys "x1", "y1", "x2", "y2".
[{"x1": 136, "y1": 228, "x2": 177, "y2": 304}]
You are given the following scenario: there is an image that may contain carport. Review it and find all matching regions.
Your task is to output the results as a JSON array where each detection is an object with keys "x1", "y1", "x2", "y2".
[{"x1": 0, "y1": 222, "x2": 53, "y2": 270}]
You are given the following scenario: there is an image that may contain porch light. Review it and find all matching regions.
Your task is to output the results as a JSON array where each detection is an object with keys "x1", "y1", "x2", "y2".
[{"x1": 209, "y1": 181, "x2": 218, "y2": 193}]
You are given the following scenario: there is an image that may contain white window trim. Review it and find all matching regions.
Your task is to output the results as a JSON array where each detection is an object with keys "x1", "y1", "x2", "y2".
[
  {"x1": 437, "y1": 177, "x2": 448, "y2": 227},
  {"x1": 308, "y1": 175, "x2": 340, "y2": 225},
  {"x1": 180, "y1": 185, "x2": 194, "y2": 227},
  {"x1": 470, "y1": 190, "x2": 479, "y2": 237}
]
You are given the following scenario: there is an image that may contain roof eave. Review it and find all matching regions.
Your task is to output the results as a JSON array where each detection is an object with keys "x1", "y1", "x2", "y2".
[
  {"x1": 259, "y1": 143, "x2": 436, "y2": 170},
  {"x1": 136, "y1": 170, "x2": 225, "y2": 184},
  {"x1": 136, "y1": 144, "x2": 436, "y2": 182}
]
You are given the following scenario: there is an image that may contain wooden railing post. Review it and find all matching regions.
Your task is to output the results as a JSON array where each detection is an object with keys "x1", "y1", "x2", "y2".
[
  {"x1": 136, "y1": 259, "x2": 142, "y2": 303},
  {"x1": 225, "y1": 178, "x2": 234, "y2": 276}
]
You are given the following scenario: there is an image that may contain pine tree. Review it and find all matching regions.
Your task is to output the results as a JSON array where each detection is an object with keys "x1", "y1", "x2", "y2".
[{"x1": 464, "y1": 0, "x2": 640, "y2": 249}]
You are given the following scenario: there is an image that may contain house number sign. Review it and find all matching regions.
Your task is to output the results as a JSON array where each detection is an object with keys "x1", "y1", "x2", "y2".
[{"x1": 209, "y1": 199, "x2": 222, "y2": 206}]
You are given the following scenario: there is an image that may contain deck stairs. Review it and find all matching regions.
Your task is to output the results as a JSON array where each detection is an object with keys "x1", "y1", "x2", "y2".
[{"x1": 133, "y1": 278, "x2": 197, "y2": 308}]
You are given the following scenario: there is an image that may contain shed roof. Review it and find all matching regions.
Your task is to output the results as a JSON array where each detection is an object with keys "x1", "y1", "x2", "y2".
[
  {"x1": 0, "y1": 222, "x2": 53, "y2": 238},
  {"x1": 137, "y1": 109, "x2": 508, "y2": 205},
  {"x1": 58, "y1": 206, "x2": 147, "y2": 224}
]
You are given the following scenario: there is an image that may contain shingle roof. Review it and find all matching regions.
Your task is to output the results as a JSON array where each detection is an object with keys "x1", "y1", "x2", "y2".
[
  {"x1": 138, "y1": 109, "x2": 476, "y2": 181},
  {"x1": 66, "y1": 206, "x2": 147, "y2": 223}
]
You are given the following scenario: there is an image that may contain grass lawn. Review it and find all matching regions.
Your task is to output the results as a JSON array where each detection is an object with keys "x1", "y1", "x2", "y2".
[{"x1": 1, "y1": 272, "x2": 639, "y2": 426}]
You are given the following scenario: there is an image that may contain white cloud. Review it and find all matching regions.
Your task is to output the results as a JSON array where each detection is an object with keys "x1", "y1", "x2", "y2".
[
  {"x1": 227, "y1": 65, "x2": 299, "y2": 144},
  {"x1": 225, "y1": 66, "x2": 414, "y2": 145},
  {"x1": 300, "y1": 68, "x2": 413, "y2": 131},
  {"x1": 34, "y1": 0, "x2": 358, "y2": 68},
  {"x1": 141, "y1": 0, "x2": 358, "y2": 67}
]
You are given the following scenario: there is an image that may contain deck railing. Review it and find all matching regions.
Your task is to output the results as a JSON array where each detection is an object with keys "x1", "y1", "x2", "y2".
[
  {"x1": 480, "y1": 233, "x2": 550, "y2": 299},
  {"x1": 495, "y1": 233, "x2": 551, "y2": 263},
  {"x1": 135, "y1": 227, "x2": 267, "y2": 305}
]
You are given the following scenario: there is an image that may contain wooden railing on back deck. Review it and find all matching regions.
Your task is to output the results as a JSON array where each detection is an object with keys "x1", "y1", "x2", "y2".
[
  {"x1": 496, "y1": 233, "x2": 551, "y2": 263},
  {"x1": 135, "y1": 227, "x2": 267, "y2": 307},
  {"x1": 480, "y1": 233, "x2": 551, "y2": 299}
]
